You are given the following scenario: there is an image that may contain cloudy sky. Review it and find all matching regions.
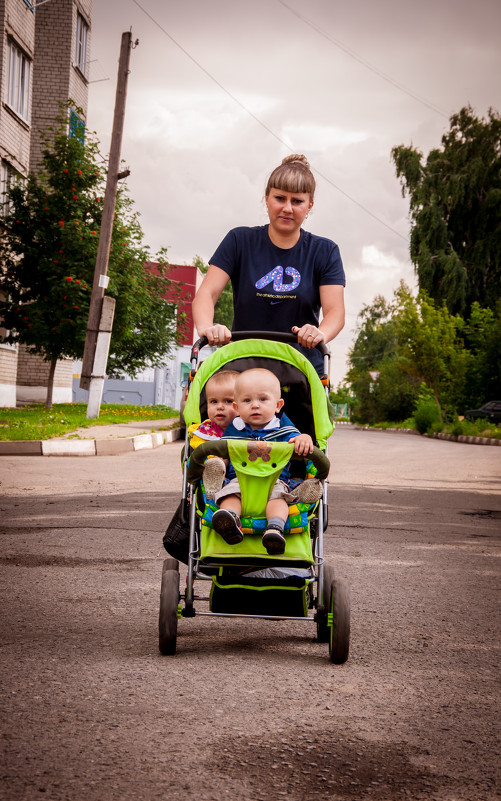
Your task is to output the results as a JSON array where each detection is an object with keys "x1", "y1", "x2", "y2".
[{"x1": 87, "y1": 0, "x2": 501, "y2": 385}]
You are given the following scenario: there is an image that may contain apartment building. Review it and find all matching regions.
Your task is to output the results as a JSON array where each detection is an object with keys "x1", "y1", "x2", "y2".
[{"x1": 0, "y1": 0, "x2": 92, "y2": 406}]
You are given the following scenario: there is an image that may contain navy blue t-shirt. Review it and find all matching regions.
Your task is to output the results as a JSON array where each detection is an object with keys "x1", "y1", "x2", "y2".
[{"x1": 209, "y1": 225, "x2": 345, "y2": 372}]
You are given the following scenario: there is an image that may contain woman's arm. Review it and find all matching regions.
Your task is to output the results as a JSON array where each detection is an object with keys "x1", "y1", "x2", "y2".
[
  {"x1": 192, "y1": 264, "x2": 232, "y2": 346},
  {"x1": 292, "y1": 284, "x2": 345, "y2": 348}
]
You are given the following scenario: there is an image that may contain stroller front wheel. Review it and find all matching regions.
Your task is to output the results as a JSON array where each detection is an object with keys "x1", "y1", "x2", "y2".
[
  {"x1": 317, "y1": 562, "x2": 335, "y2": 642},
  {"x1": 328, "y1": 578, "x2": 350, "y2": 664},
  {"x1": 159, "y1": 559, "x2": 180, "y2": 655}
]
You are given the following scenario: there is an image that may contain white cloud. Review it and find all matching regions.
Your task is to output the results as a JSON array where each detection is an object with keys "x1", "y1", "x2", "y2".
[
  {"x1": 361, "y1": 244, "x2": 402, "y2": 272},
  {"x1": 87, "y1": 0, "x2": 501, "y2": 385},
  {"x1": 282, "y1": 123, "x2": 368, "y2": 150}
]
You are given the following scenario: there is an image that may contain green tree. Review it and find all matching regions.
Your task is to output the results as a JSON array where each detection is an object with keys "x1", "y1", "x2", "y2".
[
  {"x1": 0, "y1": 105, "x2": 186, "y2": 408},
  {"x1": 346, "y1": 291, "x2": 417, "y2": 423},
  {"x1": 193, "y1": 255, "x2": 233, "y2": 332},
  {"x1": 392, "y1": 105, "x2": 501, "y2": 316},
  {"x1": 395, "y1": 290, "x2": 472, "y2": 418},
  {"x1": 347, "y1": 283, "x2": 476, "y2": 423},
  {"x1": 461, "y1": 301, "x2": 501, "y2": 406}
]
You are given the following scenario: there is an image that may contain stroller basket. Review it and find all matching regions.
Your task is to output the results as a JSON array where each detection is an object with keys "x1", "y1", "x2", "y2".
[{"x1": 210, "y1": 570, "x2": 310, "y2": 617}]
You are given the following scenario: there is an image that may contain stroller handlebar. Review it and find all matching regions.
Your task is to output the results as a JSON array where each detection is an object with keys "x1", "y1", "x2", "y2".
[{"x1": 191, "y1": 331, "x2": 330, "y2": 360}]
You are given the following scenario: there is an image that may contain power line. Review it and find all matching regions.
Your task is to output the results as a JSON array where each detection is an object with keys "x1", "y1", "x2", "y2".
[
  {"x1": 278, "y1": 0, "x2": 449, "y2": 120},
  {"x1": 131, "y1": 0, "x2": 407, "y2": 242}
]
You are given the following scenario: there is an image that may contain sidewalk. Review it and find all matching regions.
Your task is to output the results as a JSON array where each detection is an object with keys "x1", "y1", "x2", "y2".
[
  {"x1": 0, "y1": 419, "x2": 497, "y2": 457},
  {"x1": 0, "y1": 417, "x2": 184, "y2": 457}
]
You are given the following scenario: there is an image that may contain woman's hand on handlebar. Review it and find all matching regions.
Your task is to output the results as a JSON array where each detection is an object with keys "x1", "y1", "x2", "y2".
[
  {"x1": 292, "y1": 324, "x2": 325, "y2": 349},
  {"x1": 203, "y1": 324, "x2": 232, "y2": 347}
]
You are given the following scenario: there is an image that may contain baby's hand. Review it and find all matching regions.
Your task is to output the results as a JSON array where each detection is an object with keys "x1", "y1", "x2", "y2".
[{"x1": 290, "y1": 434, "x2": 314, "y2": 456}]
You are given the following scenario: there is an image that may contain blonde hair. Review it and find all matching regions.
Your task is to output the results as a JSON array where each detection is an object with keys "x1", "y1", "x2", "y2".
[
  {"x1": 206, "y1": 369, "x2": 239, "y2": 396},
  {"x1": 265, "y1": 154, "x2": 316, "y2": 200},
  {"x1": 235, "y1": 368, "x2": 281, "y2": 400}
]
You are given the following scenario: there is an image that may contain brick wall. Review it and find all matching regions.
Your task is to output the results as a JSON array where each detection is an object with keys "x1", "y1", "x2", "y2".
[
  {"x1": 0, "y1": 344, "x2": 17, "y2": 383},
  {"x1": 17, "y1": 345, "x2": 73, "y2": 387},
  {"x1": 0, "y1": 344, "x2": 16, "y2": 406},
  {"x1": 30, "y1": 0, "x2": 92, "y2": 171},
  {"x1": 68, "y1": 0, "x2": 92, "y2": 112},
  {"x1": 0, "y1": 0, "x2": 35, "y2": 174},
  {"x1": 0, "y1": 0, "x2": 92, "y2": 406}
]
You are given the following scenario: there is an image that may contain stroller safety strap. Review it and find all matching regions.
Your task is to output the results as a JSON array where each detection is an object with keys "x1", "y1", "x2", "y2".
[{"x1": 227, "y1": 439, "x2": 294, "y2": 518}]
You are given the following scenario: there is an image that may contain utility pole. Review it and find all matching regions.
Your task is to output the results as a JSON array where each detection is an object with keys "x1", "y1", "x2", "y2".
[{"x1": 80, "y1": 31, "x2": 136, "y2": 418}]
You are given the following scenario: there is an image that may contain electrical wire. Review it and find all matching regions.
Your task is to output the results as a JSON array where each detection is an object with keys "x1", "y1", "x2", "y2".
[
  {"x1": 131, "y1": 0, "x2": 407, "y2": 242},
  {"x1": 278, "y1": 0, "x2": 449, "y2": 120}
]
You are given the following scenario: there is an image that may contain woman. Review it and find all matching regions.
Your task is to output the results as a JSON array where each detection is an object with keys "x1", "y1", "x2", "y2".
[{"x1": 192, "y1": 154, "x2": 345, "y2": 375}]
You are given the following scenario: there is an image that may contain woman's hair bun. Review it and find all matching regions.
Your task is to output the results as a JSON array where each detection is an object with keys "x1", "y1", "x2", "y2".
[
  {"x1": 266, "y1": 153, "x2": 315, "y2": 198},
  {"x1": 281, "y1": 154, "x2": 310, "y2": 169}
]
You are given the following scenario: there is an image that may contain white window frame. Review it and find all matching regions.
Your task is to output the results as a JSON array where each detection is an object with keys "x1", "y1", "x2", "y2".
[
  {"x1": 0, "y1": 290, "x2": 17, "y2": 351},
  {"x1": 1, "y1": 160, "x2": 23, "y2": 216},
  {"x1": 74, "y1": 13, "x2": 89, "y2": 76},
  {"x1": 6, "y1": 39, "x2": 31, "y2": 123}
]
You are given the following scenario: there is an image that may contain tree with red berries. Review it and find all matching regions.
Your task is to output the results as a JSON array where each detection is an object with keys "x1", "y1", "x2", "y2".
[{"x1": 0, "y1": 104, "x2": 186, "y2": 408}]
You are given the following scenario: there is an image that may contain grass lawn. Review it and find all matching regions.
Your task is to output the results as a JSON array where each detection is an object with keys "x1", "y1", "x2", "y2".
[
  {"x1": 0, "y1": 403, "x2": 179, "y2": 441},
  {"x1": 371, "y1": 417, "x2": 500, "y2": 440}
]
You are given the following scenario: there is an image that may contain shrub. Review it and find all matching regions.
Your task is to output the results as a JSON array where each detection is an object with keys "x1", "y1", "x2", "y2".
[
  {"x1": 450, "y1": 420, "x2": 465, "y2": 437},
  {"x1": 413, "y1": 400, "x2": 441, "y2": 434}
]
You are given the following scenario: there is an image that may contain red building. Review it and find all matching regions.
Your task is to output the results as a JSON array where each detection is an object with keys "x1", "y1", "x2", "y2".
[{"x1": 148, "y1": 262, "x2": 198, "y2": 347}]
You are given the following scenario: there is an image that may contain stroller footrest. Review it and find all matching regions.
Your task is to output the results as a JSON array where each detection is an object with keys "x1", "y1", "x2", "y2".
[{"x1": 200, "y1": 524, "x2": 314, "y2": 566}]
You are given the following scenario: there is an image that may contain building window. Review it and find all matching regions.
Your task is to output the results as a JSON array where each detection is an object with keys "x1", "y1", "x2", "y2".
[
  {"x1": 1, "y1": 160, "x2": 23, "y2": 216},
  {"x1": 75, "y1": 13, "x2": 89, "y2": 76},
  {"x1": 69, "y1": 108, "x2": 85, "y2": 143},
  {"x1": 6, "y1": 40, "x2": 31, "y2": 122}
]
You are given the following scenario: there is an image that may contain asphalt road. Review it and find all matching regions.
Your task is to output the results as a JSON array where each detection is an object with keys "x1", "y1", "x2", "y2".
[{"x1": 0, "y1": 428, "x2": 500, "y2": 801}]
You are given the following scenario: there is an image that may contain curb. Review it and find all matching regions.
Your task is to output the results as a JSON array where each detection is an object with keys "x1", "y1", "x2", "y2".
[
  {"x1": 427, "y1": 431, "x2": 500, "y2": 446},
  {"x1": 346, "y1": 423, "x2": 500, "y2": 446},
  {"x1": 0, "y1": 427, "x2": 183, "y2": 457}
]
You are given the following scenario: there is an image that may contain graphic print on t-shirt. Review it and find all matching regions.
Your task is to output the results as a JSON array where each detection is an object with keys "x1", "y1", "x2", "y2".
[{"x1": 255, "y1": 266, "x2": 301, "y2": 292}]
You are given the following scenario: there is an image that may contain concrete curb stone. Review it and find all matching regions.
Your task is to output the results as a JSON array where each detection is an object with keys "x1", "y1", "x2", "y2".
[
  {"x1": 346, "y1": 422, "x2": 500, "y2": 447},
  {"x1": 0, "y1": 426, "x2": 183, "y2": 457}
]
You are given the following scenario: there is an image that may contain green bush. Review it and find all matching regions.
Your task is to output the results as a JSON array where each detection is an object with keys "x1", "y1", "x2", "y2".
[
  {"x1": 450, "y1": 420, "x2": 466, "y2": 437},
  {"x1": 413, "y1": 400, "x2": 441, "y2": 434}
]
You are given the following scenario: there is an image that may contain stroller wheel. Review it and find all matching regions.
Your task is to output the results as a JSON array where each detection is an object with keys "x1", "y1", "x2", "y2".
[
  {"x1": 159, "y1": 559, "x2": 180, "y2": 655},
  {"x1": 328, "y1": 578, "x2": 350, "y2": 664},
  {"x1": 317, "y1": 562, "x2": 335, "y2": 642}
]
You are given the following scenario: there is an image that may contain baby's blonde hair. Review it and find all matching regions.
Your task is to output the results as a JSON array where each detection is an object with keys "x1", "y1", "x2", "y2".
[
  {"x1": 235, "y1": 368, "x2": 281, "y2": 400},
  {"x1": 206, "y1": 369, "x2": 239, "y2": 396}
]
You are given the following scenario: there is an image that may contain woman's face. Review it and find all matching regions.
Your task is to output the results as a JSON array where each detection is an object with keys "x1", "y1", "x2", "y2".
[{"x1": 266, "y1": 187, "x2": 313, "y2": 237}]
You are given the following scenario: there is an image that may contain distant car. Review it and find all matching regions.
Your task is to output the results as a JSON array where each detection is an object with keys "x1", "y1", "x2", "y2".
[{"x1": 464, "y1": 401, "x2": 501, "y2": 424}]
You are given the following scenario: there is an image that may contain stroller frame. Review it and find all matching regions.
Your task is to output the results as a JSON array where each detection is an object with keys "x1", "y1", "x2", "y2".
[{"x1": 159, "y1": 332, "x2": 350, "y2": 663}]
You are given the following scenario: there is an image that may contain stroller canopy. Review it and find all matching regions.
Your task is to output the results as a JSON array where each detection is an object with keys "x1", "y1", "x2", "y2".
[{"x1": 183, "y1": 339, "x2": 335, "y2": 449}]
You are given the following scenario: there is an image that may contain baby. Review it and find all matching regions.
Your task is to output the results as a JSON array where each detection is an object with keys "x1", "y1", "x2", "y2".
[
  {"x1": 188, "y1": 370, "x2": 239, "y2": 499},
  {"x1": 212, "y1": 368, "x2": 316, "y2": 555}
]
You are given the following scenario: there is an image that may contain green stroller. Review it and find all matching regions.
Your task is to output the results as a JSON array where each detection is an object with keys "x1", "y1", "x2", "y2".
[{"x1": 159, "y1": 332, "x2": 350, "y2": 663}]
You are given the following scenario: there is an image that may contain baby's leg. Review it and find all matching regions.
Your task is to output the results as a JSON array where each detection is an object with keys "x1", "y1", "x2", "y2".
[
  {"x1": 202, "y1": 457, "x2": 227, "y2": 500},
  {"x1": 212, "y1": 493, "x2": 243, "y2": 545},
  {"x1": 219, "y1": 494, "x2": 242, "y2": 517},
  {"x1": 266, "y1": 497, "x2": 288, "y2": 523},
  {"x1": 262, "y1": 497, "x2": 288, "y2": 555}
]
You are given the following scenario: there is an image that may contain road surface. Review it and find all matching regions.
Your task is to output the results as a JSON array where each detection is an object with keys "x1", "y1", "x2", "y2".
[{"x1": 0, "y1": 428, "x2": 500, "y2": 800}]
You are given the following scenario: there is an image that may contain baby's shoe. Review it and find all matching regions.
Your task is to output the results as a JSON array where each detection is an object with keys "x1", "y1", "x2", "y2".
[
  {"x1": 262, "y1": 527, "x2": 286, "y2": 555},
  {"x1": 202, "y1": 457, "x2": 226, "y2": 500},
  {"x1": 212, "y1": 508, "x2": 244, "y2": 545},
  {"x1": 293, "y1": 478, "x2": 323, "y2": 504}
]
